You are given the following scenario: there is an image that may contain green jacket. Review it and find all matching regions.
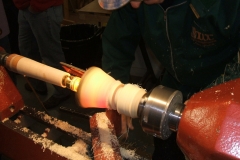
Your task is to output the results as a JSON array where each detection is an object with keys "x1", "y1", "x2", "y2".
[{"x1": 102, "y1": 0, "x2": 240, "y2": 99}]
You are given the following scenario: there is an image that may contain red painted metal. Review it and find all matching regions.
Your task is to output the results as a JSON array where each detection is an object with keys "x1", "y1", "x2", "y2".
[
  {"x1": 106, "y1": 110, "x2": 122, "y2": 137},
  {"x1": 90, "y1": 112, "x2": 122, "y2": 160},
  {"x1": 177, "y1": 78, "x2": 240, "y2": 160},
  {"x1": 0, "y1": 66, "x2": 24, "y2": 120}
]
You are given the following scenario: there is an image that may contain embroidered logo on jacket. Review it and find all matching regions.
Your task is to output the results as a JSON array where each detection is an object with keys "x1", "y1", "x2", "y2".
[{"x1": 191, "y1": 27, "x2": 216, "y2": 47}]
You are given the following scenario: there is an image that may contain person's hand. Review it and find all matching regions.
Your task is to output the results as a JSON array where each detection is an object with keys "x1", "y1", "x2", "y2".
[
  {"x1": 130, "y1": 1, "x2": 142, "y2": 8},
  {"x1": 119, "y1": 115, "x2": 134, "y2": 140},
  {"x1": 28, "y1": 6, "x2": 40, "y2": 14}
]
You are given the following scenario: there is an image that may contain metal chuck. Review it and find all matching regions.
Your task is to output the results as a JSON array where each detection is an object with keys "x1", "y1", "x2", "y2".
[{"x1": 138, "y1": 85, "x2": 185, "y2": 140}]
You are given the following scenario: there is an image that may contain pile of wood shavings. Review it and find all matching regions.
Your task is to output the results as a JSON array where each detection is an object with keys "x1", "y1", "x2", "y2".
[
  {"x1": 120, "y1": 147, "x2": 141, "y2": 160},
  {"x1": 36, "y1": 111, "x2": 91, "y2": 141},
  {"x1": 21, "y1": 127, "x2": 29, "y2": 133},
  {"x1": 95, "y1": 112, "x2": 140, "y2": 160},
  {"x1": 67, "y1": 139, "x2": 88, "y2": 157},
  {"x1": 95, "y1": 113, "x2": 118, "y2": 159},
  {"x1": 30, "y1": 134, "x2": 90, "y2": 160},
  {"x1": 1, "y1": 118, "x2": 9, "y2": 123}
]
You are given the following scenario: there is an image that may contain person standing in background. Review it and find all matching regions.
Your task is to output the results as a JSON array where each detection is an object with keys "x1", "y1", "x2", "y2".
[
  {"x1": 13, "y1": 0, "x2": 71, "y2": 109},
  {"x1": 0, "y1": 0, "x2": 10, "y2": 53},
  {"x1": 2, "y1": 0, "x2": 19, "y2": 54},
  {"x1": 0, "y1": 0, "x2": 17, "y2": 84},
  {"x1": 98, "y1": 0, "x2": 240, "y2": 159}
]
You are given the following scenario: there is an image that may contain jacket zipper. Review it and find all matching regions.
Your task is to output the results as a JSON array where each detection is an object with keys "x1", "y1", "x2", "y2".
[{"x1": 158, "y1": 1, "x2": 187, "y2": 83}]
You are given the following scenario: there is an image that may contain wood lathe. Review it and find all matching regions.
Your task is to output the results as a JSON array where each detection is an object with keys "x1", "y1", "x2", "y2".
[{"x1": 0, "y1": 47, "x2": 240, "y2": 159}]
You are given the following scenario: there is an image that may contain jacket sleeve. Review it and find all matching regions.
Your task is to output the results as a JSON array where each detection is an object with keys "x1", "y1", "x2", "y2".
[
  {"x1": 206, "y1": 34, "x2": 240, "y2": 88},
  {"x1": 102, "y1": 4, "x2": 141, "y2": 83},
  {"x1": 206, "y1": 5, "x2": 240, "y2": 88},
  {"x1": 207, "y1": 51, "x2": 240, "y2": 88}
]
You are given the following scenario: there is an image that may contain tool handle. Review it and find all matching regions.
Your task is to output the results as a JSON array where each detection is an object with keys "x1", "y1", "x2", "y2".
[{"x1": 6, "y1": 54, "x2": 70, "y2": 87}]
